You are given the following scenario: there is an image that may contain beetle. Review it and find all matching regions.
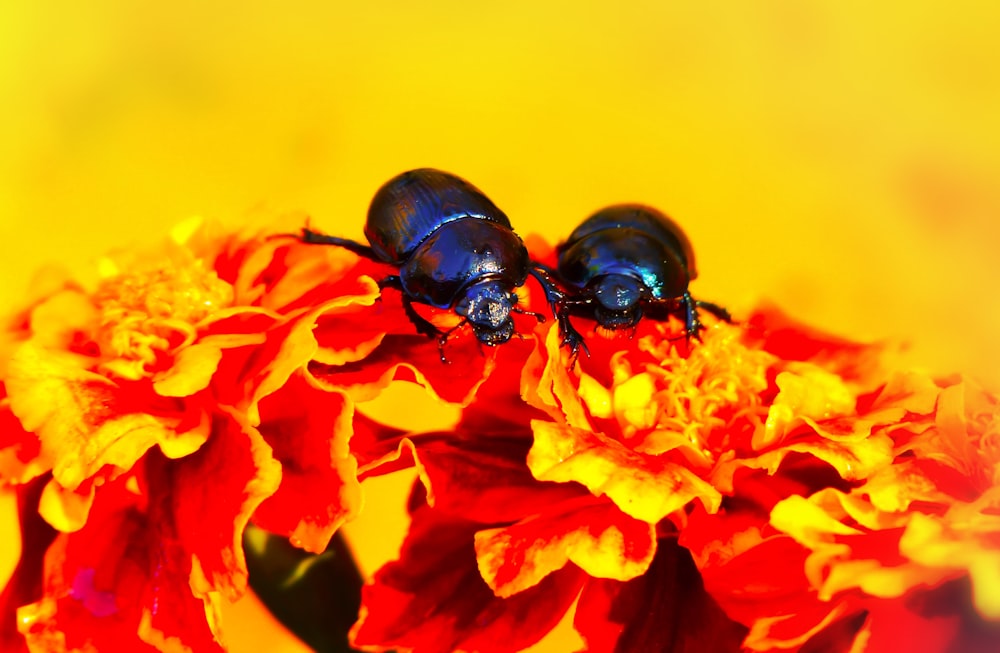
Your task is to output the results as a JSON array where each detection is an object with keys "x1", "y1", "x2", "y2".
[
  {"x1": 549, "y1": 204, "x2": 729, "y2": 352},
  {"x1": 293, "y1": 168, "x2": 569, "y2": 360}
]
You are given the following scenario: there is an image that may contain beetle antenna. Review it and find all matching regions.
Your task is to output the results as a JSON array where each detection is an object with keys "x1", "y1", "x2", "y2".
[{"x1": 512, "y1": 306, "x2": 546, "y2": 323}]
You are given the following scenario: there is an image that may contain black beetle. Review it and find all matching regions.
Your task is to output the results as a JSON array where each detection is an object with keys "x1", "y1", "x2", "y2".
[
  {"x1": 549, "y1": 204, "x2": 729, "y2": 351},
  {"x1": 294, "y1": 168, "x2": 568, "y2": 360}
]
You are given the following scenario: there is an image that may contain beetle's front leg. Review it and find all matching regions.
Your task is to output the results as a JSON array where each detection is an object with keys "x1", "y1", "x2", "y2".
[
  {"x1": 380, "y1": 276, "x2": 446, "y2": 343},
  {"x1": 528, "y1": 266, "x2": 588, "y2": 357}
]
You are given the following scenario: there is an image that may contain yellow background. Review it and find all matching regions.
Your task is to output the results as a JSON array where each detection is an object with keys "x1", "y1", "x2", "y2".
[{"x1": 2, "y1": 2, "x2": 999, "y2": 651}]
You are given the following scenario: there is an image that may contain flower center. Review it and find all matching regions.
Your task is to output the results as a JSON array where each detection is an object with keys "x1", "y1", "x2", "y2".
[
  {"x1": 93, "y1": 257, "x2": 233, "y2": 379},
  {"x1": 632, "y1": 323, "x2": 773, "y2": 459}
]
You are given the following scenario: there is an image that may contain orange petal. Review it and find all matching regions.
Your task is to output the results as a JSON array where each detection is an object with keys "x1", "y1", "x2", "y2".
[
  {"x1": 311, "y1": 325, "x2": 535, "y2": 407},
  {"x1": 252, "y1": 374, "x2": 362, "y2": 553},
  {"x1": 7, "y1": 343, "x2": 209, "y2": 491},
  {"x1": 151, "y1": 409, "x2": 281, "y2": 602},
  {"x1": 475, "y1": 496, "x2": 656, "y2": 597},
  {"x1": 234, "y1": 234, "x2": 387, "y2": 315},
  {"x1": 744, "y1": 304, "x2": 885, "y2": 382},
  {"x1": 16, "y1": 477, "x2": 224, "y2": 653},
  {"x1": 408, "y1": 434, "x2": 587, "y2": 524},
  {"x1": 350, "y1": 504, "x2": 583, "y2": 653},
  {"x1": 574, "y1": 539, "x2": 747, "y2": 653},
  {"x1": 38, "y1": 479, "x2": 96, "y2": 533},
  {"x1": 0, "y1": 391, "x2": 45, "y2": 485},
  {"x1": 528, "y1": 420, "x2": 721, "y2": 523},
  {"x1": 0, "y1": 479, "x2": 58, "y2": 653},
  {"x1": 152, "y1": 342, "x2": 223, "y2": 397}
]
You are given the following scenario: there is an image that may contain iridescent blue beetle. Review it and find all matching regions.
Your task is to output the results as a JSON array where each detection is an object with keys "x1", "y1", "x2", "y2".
[
  {"x1": 550, "y1": 204, "x2": 729, "y2": 352},
  {"x1": 295, "y1": 168, "x2": 566, "y2": 360}
]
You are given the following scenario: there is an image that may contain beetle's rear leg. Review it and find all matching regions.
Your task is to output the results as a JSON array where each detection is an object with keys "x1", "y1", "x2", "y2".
[
  {"x1": 646, "y1": 293, "x2": 703, "y2": 341},
  {"x1": 297, "y1": 228, "x2": 378, "y2": 260},
  {"x1": 653, "y1": 293, "x2": 731, "y2": 341},
  {"x1": 695, "y1": 300, "x2": 732, "y2": 323}
]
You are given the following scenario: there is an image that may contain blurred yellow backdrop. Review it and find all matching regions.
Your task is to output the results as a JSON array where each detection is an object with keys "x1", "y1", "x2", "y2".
[{"x1": 1, "y1": 2, "x2": 998, "y2": 651}]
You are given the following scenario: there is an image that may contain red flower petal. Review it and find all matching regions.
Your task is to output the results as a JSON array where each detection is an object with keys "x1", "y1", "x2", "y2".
[
  {"x1": 313, "y1": 297, "x2": 540, "y2": 407},
  {"x1": 7, "y1": 343, "x2": 210, "y2": 493},
  {"x1": 574, "y1": 538, "x2": 747, "y2": 653},
  {"x1": 252, "y1": 373, "x2": 362, "y2": 553},
  {"x1": 860, "y1": 579, "x2": 1000, "y2": 653},
  {"x1": 231, "y1": 233, "x2": 388, "y2": 315},
  {"x1": 350, "y1": 504, "x2": 584, "y2": 653},
  {"x1": 0, "y1": 479, "x2": 57, "y2": 653},
  {"x1": 148, "y1": 409, "x2": 281, "y2": 601},
  {"x1": 408, "y1": 434, "x2": 587, "y2": 524},
  {"x1": 16, "y1": 476, "x2": 224, "y2": 653},
  {"x1": 744, "y1": 304, "x2": 885, "y2": 382},
  {"x1": 475, "y1": 495, "x2": 656, "y2": 598},
  {"x1": 529, "y1": 420, "x2": 722, "y2": 523},
  {"x1": 0, "y1": 387, "x2": 44, "y2": 485}
]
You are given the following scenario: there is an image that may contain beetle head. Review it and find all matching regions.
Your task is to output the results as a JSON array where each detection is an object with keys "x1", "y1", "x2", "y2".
[
  {"x1": 455, "y1": 278, "x2": 518, "y2": 345},
  {"x1": 592, "y1": 273, "x2": 645, "y2": 330}
]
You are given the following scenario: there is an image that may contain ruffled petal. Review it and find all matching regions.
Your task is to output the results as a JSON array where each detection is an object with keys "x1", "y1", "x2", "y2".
[
  {"x1": 252, "y1": 373, "x2": 361, "y2": 553},
  {"x1": 405, "y1": 434, "x2": 586, "y2": 524},
  {"x1": 743, "y1": 304, "x2": 886, "y2": 382},
  {"x1": 0, "y1": 479, "x2": 58, "y2": 653},
  {"x1": 350, "y1": 504, "x2": 584, "y2": 653},
  {"x1": 16, "y1": 476, "x2": 225, "y2": 653},
  {"x1": 528, "y1": 420, "x2": 721, "y2": 523},
  {"x1": 149, "y1": 409, "x2": 281, "y2": 601},
  {"x1": 475, "y1": 496, "x2": 655, "y2": 597},
  {"x1": 0, "y1": 389, "x2": 45, "y2": 485},
  {"x1": 7, "y1": 343, "x2": 210, "y2": 493},
  {"x1": 574, "y1": 538, "x2": 747, "y2": 653}
]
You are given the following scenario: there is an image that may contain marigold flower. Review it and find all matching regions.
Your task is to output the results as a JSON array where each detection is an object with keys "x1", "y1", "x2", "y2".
[
  {"x1": 357, "y1": 303, "x2": 998, "y2": 652},
  {"x1": 0, "y1": 216, "x2": 442, "y2": 651},
  {"x1": 676, "y1": 341, "x2": 1000, "y2": 651},
  {"x1": 5, "y1": 217, "x2": 998, "y2": 653},
  {"x1": 522, "y1": 306, "x2": 897, "y2": 531},
  {"x1": 751, "y1": 377, "x2": 1000, "y2": 651},
  {"x1": 349, "y1": 324, "x2": 747, "y2": 652}
]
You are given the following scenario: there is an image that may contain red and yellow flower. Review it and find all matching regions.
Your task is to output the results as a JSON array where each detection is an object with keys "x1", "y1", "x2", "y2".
[
  {"x1": 0, "y1": 216, "x2": 510, "y2": 651},
  {"x1": 2, "y1": 220, "x2": 998, "y2": 653}
]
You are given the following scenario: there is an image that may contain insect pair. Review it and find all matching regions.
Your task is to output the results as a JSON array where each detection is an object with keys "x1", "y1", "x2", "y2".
[{"x1": 291, "y1": 168, "x2": 727, "y2": 361}]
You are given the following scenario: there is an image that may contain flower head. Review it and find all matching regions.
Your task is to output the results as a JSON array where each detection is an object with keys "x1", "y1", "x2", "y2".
[
  {"x1": 0, "y1": 217, "x2": 414, "y2": 650},
  {"x1": 523, "y1": 307, "x2": 897, "y2": 530},
  {"x1": 4, "y1": 216, "x2": 998, "y2": 653}
]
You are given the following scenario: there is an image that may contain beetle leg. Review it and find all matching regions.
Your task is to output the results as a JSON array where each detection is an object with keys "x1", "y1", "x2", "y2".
[
  {"x1": 557, "y1": 298, "x2": 591, "y2": 360},
  {"x1": 436, "y1": 319, "x2": 469, "y2": 364},
  {"x1": 681, "y1": 291, "x2": 703, "y2": 338},
  {"x1": 395, "y1": 290, "x2": 447, "y2": 342},
  {"x1": 377, "y1": 275, "x2": 404, "y2": 292},
  {"x1": 532, "y1": 261, "x2": 560, "y2": 277},
  {"x1": 644, "y1": 294, "x2": 700, "y2": 340},
  {"x1": 695, "y1": 300, "x2": 732, "y2": 323},
  {"x1": 528, "y1": 266, "x2": 589, "y2": 357},
  {"x1": 527, "y1": 265, "x2": 566, "y2": 306},
  {"x1": 296, "y1": 227, "x2": 379, "y2": 260}
]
